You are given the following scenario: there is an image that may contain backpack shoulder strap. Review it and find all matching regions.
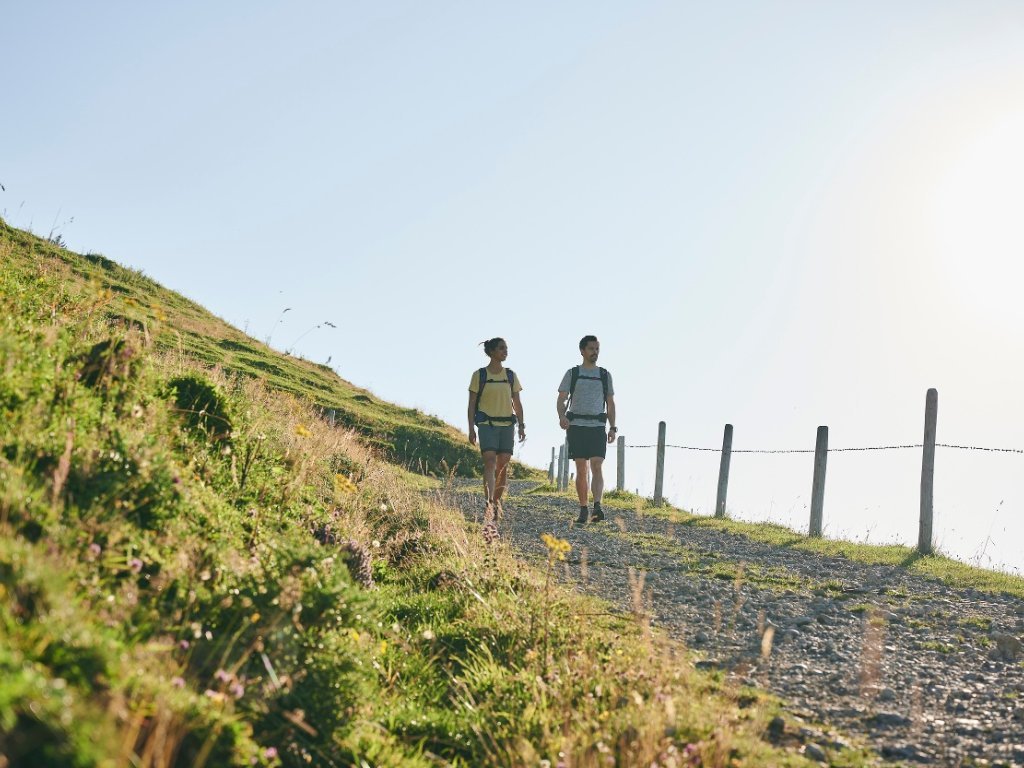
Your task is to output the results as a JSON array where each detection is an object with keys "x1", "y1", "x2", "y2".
[
  {"x1": 599, "y1": 367, "x2": 609, "y2": 400},
  {"x1": 476, "y1": 368, "x2": 487, "y2": 399},
  {"x1": 506, "y1": 368, "x2": 515, "y2": 392},
  {"x1": 569, "y1": 366, "x2": 580, "y2": 397}
]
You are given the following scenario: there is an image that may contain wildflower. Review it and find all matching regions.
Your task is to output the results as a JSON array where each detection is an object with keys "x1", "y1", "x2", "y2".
[
  {"x1": 421, "y1": 629, "x2": 435, "y2": 641},
  {"x1": 214, "y1": 669, "x2": 231, "y2": 683},
  {"x1": 251, "y1": 612, "x2": 261, "y2": 623},
  {"x1": 333, "y1": 474, "x2": 357, "y2": 494},
  {"x1": 541, "y1": 533, "x2": 572, "y2": 561},
  {"x1": 230, "y1": 681, "x2": 245, "y2": 698},
  {"x1": 295, "y1": 424, "x2": 311, "y2": 437},
  {"x1": 179, "y1": 639, "x2": 190, "y2": 650},
  {"x1": 128, "y1": 558, "x2": 144, "y2": 573},
  {"x1": 379, "y1": 503, "x2": 388, "y2": 512},
  {"x1": 264, "y1": 747, "x2": 279, "y2": 759},
  {"x1": 204, "y1": 689, "x2": 226, "y2": 703},
  {"x1": 171, "y1": 676, "x2": 185, "y2": 688},
  {"x1": 88, "y1": 543, "x2": 102, "y2": 559}
]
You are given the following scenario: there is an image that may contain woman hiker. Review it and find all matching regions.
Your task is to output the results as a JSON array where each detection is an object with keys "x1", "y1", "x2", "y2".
[{"x1": 467, "y1": 337, "x2": 525, "y2": 533}]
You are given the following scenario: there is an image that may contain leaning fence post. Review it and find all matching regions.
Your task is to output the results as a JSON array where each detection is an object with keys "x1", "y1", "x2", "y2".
[
  {"x1": 654, "y1": 421, "x2": 667, "y2": 507},
  {"x1": 809, "y1": 426, "x2": 828, "y2": 537},
  {"x1": 548, "y1": 447, "x2": 555, "y2": 485},
  {"x1": 918, "y1": 388, "x2": 938, "y2": 555},
  {"x1": 616, "y1": 435, "x2": 625, "y2": 491},
  {"x1": 327, "y1": 408, "x2": 336, "y2": 427},
  {"x1": 715, "y1": 424, "x2": 733, "y2": 518}
]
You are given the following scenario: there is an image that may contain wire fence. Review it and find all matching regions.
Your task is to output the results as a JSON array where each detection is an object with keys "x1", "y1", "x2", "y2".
[
  {"x1": 624, "y1": 442, "x2": 1024, "y2": 454},
  {"x1": 547, "y1": 388, "x2": 1022, "y2": 556}
]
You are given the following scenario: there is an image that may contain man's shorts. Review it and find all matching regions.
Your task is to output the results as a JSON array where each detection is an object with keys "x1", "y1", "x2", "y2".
[
  {"x1": 567, "y1": 425, "x2": 607, "y2": 460},
  {"x1": 478, "y1": 424, "x2": 515, "y2": 455}
]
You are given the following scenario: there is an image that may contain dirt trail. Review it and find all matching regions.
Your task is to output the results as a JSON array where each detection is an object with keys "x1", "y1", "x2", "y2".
[{"x1": 447, "y1": 481, "x2": 1024, "y2": 767}]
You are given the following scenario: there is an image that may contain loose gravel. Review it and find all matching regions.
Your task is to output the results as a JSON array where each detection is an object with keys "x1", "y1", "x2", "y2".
[{"x1": 445, "y1": 481, "x2": 1024, "y2": 767}]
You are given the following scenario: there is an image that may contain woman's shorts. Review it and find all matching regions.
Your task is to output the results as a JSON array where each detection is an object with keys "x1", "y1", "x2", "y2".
[
  {"x1": 567, "y1": 425, "x2": 607, "y2": 460},
  {"x1": 479, "y1": 424, "x2": 515, "y2": 455}
]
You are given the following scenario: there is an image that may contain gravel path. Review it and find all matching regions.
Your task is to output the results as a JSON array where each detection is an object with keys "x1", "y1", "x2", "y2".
[{"x1": 446, "y1": 481, "x2": 1024, "y2": 767}]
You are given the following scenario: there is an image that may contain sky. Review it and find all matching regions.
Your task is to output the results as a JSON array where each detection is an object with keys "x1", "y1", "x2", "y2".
[{"x1": 4, "y1": 1, "x2": 1023, "y2": 572}]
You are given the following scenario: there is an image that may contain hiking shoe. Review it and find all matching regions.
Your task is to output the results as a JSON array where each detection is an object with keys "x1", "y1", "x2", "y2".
[
  {"x1": 575, "y1": 506, "x2": 589, "y2": 525},
  {"x1": 591, "y1": 504, "x2": 605, "y2": 523}
]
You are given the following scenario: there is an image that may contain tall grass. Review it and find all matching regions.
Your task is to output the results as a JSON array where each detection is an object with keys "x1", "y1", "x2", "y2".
[{"x1": 0, "y1": 222, "x2": 829, "y2": 766}]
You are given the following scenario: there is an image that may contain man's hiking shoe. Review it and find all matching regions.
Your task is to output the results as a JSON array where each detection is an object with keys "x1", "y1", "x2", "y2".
[
  {"x1": 576, "y1": 506, "x2": 589, "y2": 525},
  {"x1": 590, "y1": 504, "x2": 605, "y2": 523}
]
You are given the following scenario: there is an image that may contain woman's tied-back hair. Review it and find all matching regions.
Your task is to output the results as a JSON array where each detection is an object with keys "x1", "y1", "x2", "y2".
[
  {"x1": 579, "y1": 334, "x2": 598, "y2": 351},
  {"x1": 481, "y1": 337, "x2": 505, "y2": 356}
]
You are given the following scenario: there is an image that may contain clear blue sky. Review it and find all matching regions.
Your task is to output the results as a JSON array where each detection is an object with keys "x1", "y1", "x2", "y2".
[{"x1": 4, "y1": 1, "x2": 1023, "y2": 571}]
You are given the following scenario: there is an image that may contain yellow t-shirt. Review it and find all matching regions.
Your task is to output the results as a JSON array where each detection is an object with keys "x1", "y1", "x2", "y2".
[{"x1": 469, "y1": 368, "x2": 522, "y2": 419}]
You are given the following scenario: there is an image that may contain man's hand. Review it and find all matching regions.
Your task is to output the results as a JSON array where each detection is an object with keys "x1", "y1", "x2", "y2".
[{"x1": 559, "y1": 416, "x2": 569, "y2": 430}]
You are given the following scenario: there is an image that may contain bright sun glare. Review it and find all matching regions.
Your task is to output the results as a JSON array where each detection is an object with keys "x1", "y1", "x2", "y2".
[{"x1": 932, "y1": 109, "x2": 1024, "y2": 327}]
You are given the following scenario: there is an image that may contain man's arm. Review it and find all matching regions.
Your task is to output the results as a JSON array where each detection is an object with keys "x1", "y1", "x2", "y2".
[
  {"x1": 512, "y1": 392, "x2": 526, "y2": 442},
  {"x1": 467, "y1": 391, "x2": 478, "y2": 445},
  {"x1": 605, "y1": 394, "x2": 617, "y2": 444},
  {"x1": 556, "y1": 391, "x2": 569, "y2": 430}
]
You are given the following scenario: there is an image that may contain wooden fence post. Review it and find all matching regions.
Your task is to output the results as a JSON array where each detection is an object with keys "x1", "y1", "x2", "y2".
[
  {"x1": 918, "y1": 388, "x2": 938, "y2": 555},
  {"x1": 715, "y1": 424, "x2": 733, "y2": 518},
  {"x1": 809, "y1": 426, "x2": 828, "y2": 537},
  {"x1": 654, "y1": 421, "x2": 666, "y2": 507},
  {"x1": 549, "y1": 447, "x2": 555, "y2": 485},
  {"x1": 562, "y1": 440, "x2": 571, "y2": 491},
  {"x1": 557, "y1": 444, "x2": 565, "y2": 491},
  {"x1": 616, "y1": 435, "x2": 625, "y2": 491},
  {"x1": 327, "y1": 408, "x2": 336, "y2": 428}
]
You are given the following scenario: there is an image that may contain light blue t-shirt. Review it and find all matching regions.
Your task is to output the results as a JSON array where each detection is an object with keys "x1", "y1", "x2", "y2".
[{"x1": 558, "y1": 366, "x2": 614, "y2": 427}]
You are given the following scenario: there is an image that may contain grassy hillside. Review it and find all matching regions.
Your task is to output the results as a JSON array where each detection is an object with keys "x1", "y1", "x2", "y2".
[
  {"x1": 0, "y1": 221, "x2": 830, "y2": 767},
  {"x1": 0, "y1": 219, "x2": 535, "y2": 481}
]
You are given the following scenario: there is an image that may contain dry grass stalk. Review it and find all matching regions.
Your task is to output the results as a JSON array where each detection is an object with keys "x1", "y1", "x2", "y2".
[
  {"x1": 760, "y1": 625, "x2": 775, "y2": 660},
  {"x1": 50, "y1": 420, "x2": 74, "y2": 506},
  {"x1": 858, "y1": 608, "x2": 887, "y2": 697},
  {"x1": 579, "y1": 546, "x2": 589, "y2": 585}
]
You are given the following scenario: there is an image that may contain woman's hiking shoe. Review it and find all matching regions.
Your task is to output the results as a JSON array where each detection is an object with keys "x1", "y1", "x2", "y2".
[
  {"x1": 576, "y1": 506, "x2": 589, "y2": 525},
  {"x1": 590, "y1": 503, "x2": 605, "y2": 523}
]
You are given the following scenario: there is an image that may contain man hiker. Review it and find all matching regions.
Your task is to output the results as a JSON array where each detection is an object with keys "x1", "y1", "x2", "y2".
[
  {"x1": 557, "y1": 335, "x2": 617, "y2": 525},
  {"x1": 467, "y1": 337, "x2": 526, "y2": 530}
]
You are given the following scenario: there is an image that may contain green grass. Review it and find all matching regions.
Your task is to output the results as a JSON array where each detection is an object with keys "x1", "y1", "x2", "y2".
[
  {"x1": 0, "y1": 219, "x2": 540, "y2": 483},
  {"x1": 0, "y1": 221, "x2": 829, "y2": 767}
]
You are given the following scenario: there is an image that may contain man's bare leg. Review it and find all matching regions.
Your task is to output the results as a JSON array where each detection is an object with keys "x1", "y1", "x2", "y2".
[
  {"x1": 574, "y1": 458, "x2": 590, "y2": 523},
  {"x1": 590, "y1": 458, "x2": 605, "y2": 521}
]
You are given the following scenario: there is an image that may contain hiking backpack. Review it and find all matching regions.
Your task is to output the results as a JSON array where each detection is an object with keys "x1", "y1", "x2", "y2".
[
  {"x1": 473, "y1": 367, "x2": 517, "y2": 425},
  {"x1": 566, "y1": 366, "x2": 609, "y2": 422}
]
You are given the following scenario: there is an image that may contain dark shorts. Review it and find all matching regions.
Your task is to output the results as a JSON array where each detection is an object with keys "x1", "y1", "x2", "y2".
[
  {"x1": 479, "y1": 424, "x2": 515, "y2": 455},
  {"x1": 567, "y1": 425, "x2": 607, "y2": 460}
]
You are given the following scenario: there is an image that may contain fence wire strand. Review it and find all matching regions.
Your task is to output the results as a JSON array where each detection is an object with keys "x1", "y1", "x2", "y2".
[{"x1": 624, "y1": 442, "x2": 1024, "y2": 455}]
